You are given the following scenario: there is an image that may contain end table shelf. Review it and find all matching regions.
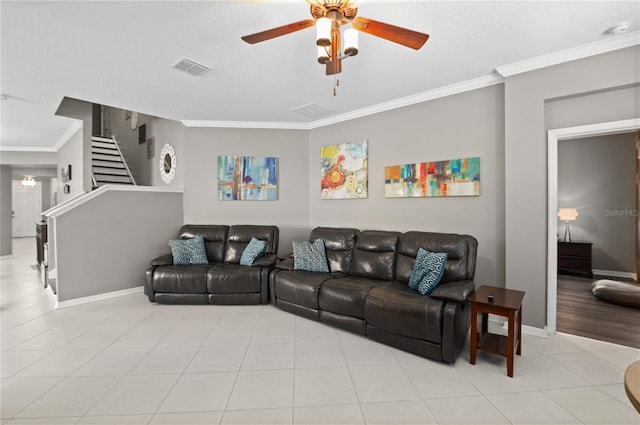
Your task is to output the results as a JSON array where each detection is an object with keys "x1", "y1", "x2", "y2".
[{"x1": 468, "y1": 285, "x2": 525, "y2": 377}]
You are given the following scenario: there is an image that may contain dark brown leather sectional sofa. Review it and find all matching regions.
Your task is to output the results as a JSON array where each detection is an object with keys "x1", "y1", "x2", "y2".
[
  {"x1": 145, "y1": 224, "x2": 278, "y2": 305},
  {"x1": 270, "y1": 227, "x2": 478, "y2": 363}
]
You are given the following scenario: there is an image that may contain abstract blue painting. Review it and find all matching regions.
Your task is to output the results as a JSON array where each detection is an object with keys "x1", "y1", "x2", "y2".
[{"x1": 217, "y1": 156, "x2": 278, "y2": 201}]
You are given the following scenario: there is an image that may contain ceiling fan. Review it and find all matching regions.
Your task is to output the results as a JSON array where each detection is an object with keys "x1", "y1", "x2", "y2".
[{"x1": 241, "y1": 0, "x2": 429, "y2": 77}]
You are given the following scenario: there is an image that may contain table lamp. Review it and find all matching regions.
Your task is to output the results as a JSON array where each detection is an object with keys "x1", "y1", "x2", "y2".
[{"x1": 557, "y1": 208, "x2": 578, "y2": 242}]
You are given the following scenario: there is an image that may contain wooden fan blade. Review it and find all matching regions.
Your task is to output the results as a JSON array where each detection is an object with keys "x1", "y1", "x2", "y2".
[
  {"x1": 241, "y1": 19, "x2": 315, "y2": 44},
  {"x1": 352, "y1": 17, "x2": 429, "y2": 50}
]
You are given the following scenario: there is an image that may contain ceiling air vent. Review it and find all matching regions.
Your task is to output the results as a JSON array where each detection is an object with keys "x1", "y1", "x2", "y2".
[
  {"x1": 172, "y1": 57, "x2": 210, "y2": 76},
  {"x1": 292, "y1": 103, "x2": 332, "y2": 118}
]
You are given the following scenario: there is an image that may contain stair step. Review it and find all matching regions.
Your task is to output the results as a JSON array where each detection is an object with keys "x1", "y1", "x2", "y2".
[
  {"x1": 92, "y1": 166, "x2": 129, "y2": 176},
  {"x1": 91, "y1": 140, "x2": 116, "y2": 148},
  {"x1": 92, "y1": 153, "x2": 125, "y2": 162},
  {"x1": 92, "y1": 136, "x2": 115, "y2": 143},
  {"x1": 92, "y1": 147, "x2": 121, "y2": 156},
  {"x1": 95, "y1": 175, "x2": 133, "y2": 184},
  {"x1": 92, "y1": 159, "x2": 126, "y2": 169}
]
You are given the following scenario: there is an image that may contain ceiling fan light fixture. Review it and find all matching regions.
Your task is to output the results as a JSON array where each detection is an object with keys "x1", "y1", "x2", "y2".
[
  {"x1": 316, "y1": 17, "x2": 332, "y2": 46},
  {"x1": 317, "y1": 46, "x2": 331, "y2": 64},
  {"x1": 343, "y1": 28, "x2": 358, "y2": 56}
]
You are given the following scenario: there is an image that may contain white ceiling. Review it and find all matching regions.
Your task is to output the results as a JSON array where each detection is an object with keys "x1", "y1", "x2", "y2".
[{"x1": 1, "y1": 1, "x2": 639, "y2": 151}]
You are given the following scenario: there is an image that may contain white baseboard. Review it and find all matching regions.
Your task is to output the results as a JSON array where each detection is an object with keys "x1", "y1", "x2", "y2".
[
  {"x1": 56, "y1": 286, "x2": 144, "y2": 309},
  {"x1": 592, "y1": 269, "x2": 637, "y2": 280}
]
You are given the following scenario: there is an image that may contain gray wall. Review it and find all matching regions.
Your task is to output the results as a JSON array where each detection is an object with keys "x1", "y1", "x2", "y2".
[
  {"x1": 56, "y1": 127, "x2": 85, "y2": 202},
  {"x1": 55, "y1": 189, "x2": 183, "y2": 302},
  {"x1": 108, "y1": 108, "x2": 156, "y2": 186},
  {"x1": 182, "y1": 127, "x2": 310, "y2": 254},
  {"x1": 0, "y1": 165, "x2": 12, "y2": 255},
  {"x1": 308, "y1": 85, "x2": 506, "y2": 286},
  {"x1": 505, "y1": 45, "x2": 640, "y2": 328},
  {"x1": 558, "y1": 133, "x2": 636, "y2": 274}
]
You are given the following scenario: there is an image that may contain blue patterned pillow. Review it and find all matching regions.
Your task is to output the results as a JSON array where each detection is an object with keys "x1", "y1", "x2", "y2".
[
  {"x1": 188, "y1": 235, "x2": 209, "y2": 265},
  {"x1": 240, "y1": 237, "x2": 267, "y2": 266},
  {"x1": 409, "y1": 248, "x2": 448, "y2": 295},
  {"x1": 293, "y1": 239, "x2": 329, "y2": 272},
  {"x1": 169, "y1": 239, "x2": 192, "y2": 265},
  {"x1": 169, "y1": 236, "x2": 209, "y2": 265}
]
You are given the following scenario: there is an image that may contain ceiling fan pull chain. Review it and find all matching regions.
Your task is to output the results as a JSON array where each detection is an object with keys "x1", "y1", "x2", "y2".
[{"x1": 333, "y1": 75, "x2": 340, "y2": 96}]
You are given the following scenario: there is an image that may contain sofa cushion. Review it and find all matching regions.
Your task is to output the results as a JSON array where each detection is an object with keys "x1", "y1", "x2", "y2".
[
  {"x1": 273, "y1": 270, "x2": 332, "y2": 309},
  {"x1": 365, "y1": 284, "x2": 444, "y2": 343},
  {"x1": 152, "y1": 265, "x2": 209, "y2": 294},
  {"x1": 397, "y1": 232, "x2": 474, "y2": 284},
  {"x1": 207, "y1": 263, "x2": 262, "y2": 294},
  {"x1": 408, "y1": 248, "x2": 447, "y2": 295},
  {"x1": 240, "y1": 237, "x2": 267, "y2": 266},
  {"x1": 293, "y1": 239, "x2": 329, "y2": 272},
  {"x1": 319, "y1": 276, "x2": 386, "y2": 319},
  {"x1": 349, "y1": 230, "x2": 400, "y2": 281},
  {"x1": 225, "y1": 225, "x2": 279, "y2": 264},
  {"x1": 309, "y1": 227, "x2": 358, "y2": 273},
  {"x1": 179, "y1": 225, "x2": 229, "y2": 263}
]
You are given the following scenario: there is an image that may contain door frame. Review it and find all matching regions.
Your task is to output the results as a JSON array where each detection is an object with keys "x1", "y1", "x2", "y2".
[{"x1": 547, "y1": 118, "x2": 640, "y2": 334}]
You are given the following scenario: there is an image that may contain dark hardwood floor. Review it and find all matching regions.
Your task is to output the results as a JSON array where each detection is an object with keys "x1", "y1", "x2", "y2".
[{"x1": 557, "y1": 274, "x2": 640, "y2": 349}]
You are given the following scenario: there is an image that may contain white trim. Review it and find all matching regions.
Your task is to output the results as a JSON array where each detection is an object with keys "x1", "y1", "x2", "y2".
[
  {"x1": 56, "y1": 286, "x2": 144, "y2": 309},
  {"x1": 181, "y1": 74, "x2": 504, "y2": 131},
  {"x1": 592, "y1": 269, "x2": 637, "y2": 280},
  {"x1": 46, "y1": 185, "x2": 183, "y2": 218},
  {"x1": 496, "y1": 31, "x2": 640, "y2": 78},
  {"x1": 52, "y1": 120, "x2": 83, "y2": 151},
  {"x1": 547, "y1": 118, "x2": 640, "y2": 334},
  {"x1": 0, "y1": 145, "x2": 59, "y2": 152},
  {"x1": 181, "y1": 120, "x2": 310, "y2": 130},
  {"x1": 522, "y1": 325, "x2": 549, "y2": 339}
]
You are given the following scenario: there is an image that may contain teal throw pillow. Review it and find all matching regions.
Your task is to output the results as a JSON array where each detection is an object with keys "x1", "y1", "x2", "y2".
[
  {"x1": 188, "y1": 235, "x2": 209, "y2": 265},
  {"x1": 409, "y1": 247, "x2": 448, "y2": 295},
  {"x1": 240, "y1": 237, "x2": 267, "y2": 266},
  {"x1": 293, "y1": 239, "x2": 329, "y2": 272},
  {"x1": 169, "y1": 239, "x2": 192, "y2": 265},
  {"x1": 169, "y1": 235, "x2": 209, "y2": 265}
]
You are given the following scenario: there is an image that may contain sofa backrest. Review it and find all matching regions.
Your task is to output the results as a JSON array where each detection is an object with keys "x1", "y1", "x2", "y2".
[
  {"x1": 224, "y1": 225, "x2": 279, "y2": 264},
  {"x1": 179, "y1": 225, "x2": 229, "y2": 263},
  {"x1": 310, "y1": 227, "x2": 358, "y2": 273},
  {"x1": 396, "y1": 231, "x2": 478, "y2": 284},
  {"x1": 350, "y1": 230, "x2": 400, "y2": 281}
]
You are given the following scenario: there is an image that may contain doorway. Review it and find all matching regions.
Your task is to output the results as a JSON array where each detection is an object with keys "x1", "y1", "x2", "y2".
[
  {"x1": 547, "y1": 118, "x2": 640, "y2": 335},
  {"x1": 12, "y1": 180, "x2": 42, "y2": 237}
]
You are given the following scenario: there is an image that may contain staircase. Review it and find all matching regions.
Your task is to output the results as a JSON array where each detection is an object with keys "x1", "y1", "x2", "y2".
[{"x1": 91, "y1": 136, "x2": 136, "y2": 189}]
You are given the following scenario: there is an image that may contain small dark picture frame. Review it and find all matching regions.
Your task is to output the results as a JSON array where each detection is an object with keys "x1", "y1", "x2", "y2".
[
  {"x1": 61, "y1": 164, "x2": 72, "y2": 183},
  {"x1": 63, "y1": 184, "x2": 70, "y2": 194},
  {"x1": 138, "y1": 124, "x2": 146, "y2": 144}
]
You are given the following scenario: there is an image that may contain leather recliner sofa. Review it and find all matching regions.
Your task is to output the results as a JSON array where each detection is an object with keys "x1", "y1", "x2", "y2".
[
  {"x1": 270, "y1": 227, "x2": 477, "y2": 363},
  {"x1": 145, "y1": 224, "x2": 279, "y2": 305}
]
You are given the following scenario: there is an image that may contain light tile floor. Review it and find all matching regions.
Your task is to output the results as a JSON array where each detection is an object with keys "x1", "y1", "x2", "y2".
[{"x1": 1, "y1": 238, "x2": 639, "y2": 424}]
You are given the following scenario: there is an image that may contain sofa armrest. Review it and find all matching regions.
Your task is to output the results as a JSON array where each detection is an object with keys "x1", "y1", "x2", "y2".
[
  {"x1": 252, "y1": 253, "x2": 277, "y2": 267},
  {"x1": 150, "y1": 253, "x2": 173, "y2": 266},
  {"x1": 275, "y1": 258, "x2": 295, "y2": 270},
  {"x1": 430, "y1": 280, "x2": 476, "y2": 303}
]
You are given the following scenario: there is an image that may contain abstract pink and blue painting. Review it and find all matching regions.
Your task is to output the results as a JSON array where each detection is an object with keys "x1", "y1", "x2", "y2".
[
  {"x1": 384, "y1": 157, "x2": 480, "y2": 198},
  {"x1": 218, "y1": 156, "x2": 278, "y2": 201}
]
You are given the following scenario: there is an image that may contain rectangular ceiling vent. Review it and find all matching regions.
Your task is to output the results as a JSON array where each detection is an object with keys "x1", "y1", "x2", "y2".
[
  {"x1": 292, "y1": 103, "x2": 332, "y2": 118},
  {"x1": 172, "y1": 57, "x2": 211, "y2": 76}
]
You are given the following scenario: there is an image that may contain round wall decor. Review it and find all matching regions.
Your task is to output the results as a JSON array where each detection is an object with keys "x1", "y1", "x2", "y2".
[{"x1": 159, "y1": 143, "x2": 176, "y2": 184}]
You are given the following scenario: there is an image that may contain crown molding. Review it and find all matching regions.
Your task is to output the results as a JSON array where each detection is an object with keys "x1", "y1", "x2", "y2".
[
  {"x1": 307, "y1": 74, "x2": 504, "y2": 129},
  {"x1": 495, "y1": 31, "x2": 640, "y2": 78},
  {"x1": 181, "y1": 120, "x2": 311, "y2": 130},
  {"x1": 182, "y1": 73, "x2": 504, "y2": 131},
  {"x1": 0, "y1": 145, "x2": 58, "y2": 152},
  {"x1": 52, "y1": 120, "x2": 83, "y2": 151}
]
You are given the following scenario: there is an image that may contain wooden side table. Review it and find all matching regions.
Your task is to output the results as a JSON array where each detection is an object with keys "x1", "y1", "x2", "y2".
[
  {"x1": 468, "y1": 285, "x2": 525, "y2": 377},
  {"x1": 625, "y1": 360, "x2": 640, "y2": 413}
]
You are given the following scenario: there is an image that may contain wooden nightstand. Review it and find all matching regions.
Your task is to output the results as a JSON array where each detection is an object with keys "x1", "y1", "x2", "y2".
[{"x1": 558, "y1": 241, "x2": 592, "y2": 277}]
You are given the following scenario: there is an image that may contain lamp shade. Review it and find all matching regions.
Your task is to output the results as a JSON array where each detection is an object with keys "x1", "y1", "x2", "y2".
[
  {"x1": 343, "y1": 28, "x2": 358, "y2": 56},
  {"x1": 316, "y1": 17, "x2": 331, "y2": 47},
  {"x1": 558, "y1": 208, "x2": 578, "y2": 221},
  {"x1": 317, "y1": 46, "x2": 330, "y2": 64}
]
